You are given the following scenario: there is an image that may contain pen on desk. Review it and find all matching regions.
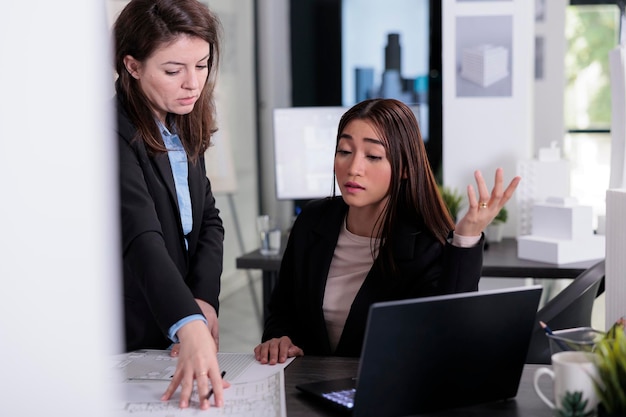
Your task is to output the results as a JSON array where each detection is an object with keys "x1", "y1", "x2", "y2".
[
  {"x1": 207, "y1": 370, "x2": 227, "y2": 401},
  {"x1": 539, "y1": 321, "x2": 570, "y2": 352}
]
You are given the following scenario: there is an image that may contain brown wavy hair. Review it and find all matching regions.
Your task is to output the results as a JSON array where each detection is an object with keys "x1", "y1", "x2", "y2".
[
  {"x1": 333, "y1": 98, "x2": 454, "y2": 261},
  {"x1": 113, "y1": 0, "x2": 222, "y2": 161}
]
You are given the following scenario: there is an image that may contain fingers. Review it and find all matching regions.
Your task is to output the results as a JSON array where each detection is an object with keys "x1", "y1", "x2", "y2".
[
  {"x1": 254, "y1": 337, "x2": 302, "y2": 365},
  {"x1": 466, "y1": 170, "x2": 491, "y2": 212},
  {"x1": 196, "y1": 370, "x2": 211, "y2": 410},
  {"x1": 254, "y1": 340, "x2": 276, "y2": 364},
  {"x1": 487, "y1": 167, "x2": 505, "y2": 206},
  {"x1": 207, "y1": 367, "x2": 225, "y2": 408},
  {"x1": 161, "y1": 367, "x2": 196, "y2": 408},
  {"x1": 161, "y1": 365, "x2": 223, "y2": 409},
  {"x1": 472, "y1": 168, "x2": 521, "y2": 212},
  {"x1": 161, "y1": 369, "x2": 182, "y2": 402},
  {"x1": 475, "y1": 169, "x2": 492, "y2": 206},
  {"x1": 500, "y1": 175, "x2": 522, "y2": 207},
  {"x1": 288, "y1": 345, "x2": 304, "y2": 358},
  {"x1": 455, "y1": 168, "x2": 521, "y2": 237},
  {"x1": 178, "y1": 370, "x2": 196, "y2": 409}
]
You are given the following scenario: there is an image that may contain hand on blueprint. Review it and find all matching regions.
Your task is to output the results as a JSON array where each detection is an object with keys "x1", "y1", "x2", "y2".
[
  {"x1": 170, "y1": 300, "x2": 220, "y2": 358},
  {"x1": 161, "y1": 320, "x2": 228, "y2": 409},
  {"x1": 254, "y1": 336, "x2": 304, "y2": 365}
]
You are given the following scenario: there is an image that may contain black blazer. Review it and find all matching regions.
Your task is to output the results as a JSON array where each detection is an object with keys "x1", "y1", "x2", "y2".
[
  {"x1": 262, "y1": 197, "x2": 483, "y2": 357},
  {"x1": 116, "y1": 98, "x2": 224, "y2": 352}
]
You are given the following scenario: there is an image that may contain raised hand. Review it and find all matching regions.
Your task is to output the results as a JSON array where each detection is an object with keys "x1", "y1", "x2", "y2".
[{"x1": 454, "y1": 168, "x2": 521, "y2": 237}]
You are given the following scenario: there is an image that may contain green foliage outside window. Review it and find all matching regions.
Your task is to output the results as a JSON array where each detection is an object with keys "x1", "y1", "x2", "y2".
[{"x1": 564, "y1": 5, "x2": 619, "y2": 130}]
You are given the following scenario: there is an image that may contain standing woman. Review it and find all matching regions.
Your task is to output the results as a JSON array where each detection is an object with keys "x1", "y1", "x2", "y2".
[
  {"x1": 114, "y1": 0, "x2": 226, "y2": 409},
  {"x1": 255, "y1": 98, "x2": 521, "y2": 364}
]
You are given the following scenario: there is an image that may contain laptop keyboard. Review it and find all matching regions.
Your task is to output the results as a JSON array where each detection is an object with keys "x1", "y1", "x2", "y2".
[{"x1": 322, "y1": 388, "x2": 356, "y2": 409}]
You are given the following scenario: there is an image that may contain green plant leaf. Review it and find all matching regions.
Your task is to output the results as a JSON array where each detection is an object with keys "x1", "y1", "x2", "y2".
[{"x1": 593, "y1": 324, "x2": 626, "y2": 414}]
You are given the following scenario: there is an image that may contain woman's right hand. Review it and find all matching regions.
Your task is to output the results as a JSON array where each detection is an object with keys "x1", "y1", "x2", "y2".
[
  {"x1": 254, "y1": 336, "x2": 303, "y2": 365},
  {"x1": 161, "y1": 320, "x2": 227, "y2": 409}
]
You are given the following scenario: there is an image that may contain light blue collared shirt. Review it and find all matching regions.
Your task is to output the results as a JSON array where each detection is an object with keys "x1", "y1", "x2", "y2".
[
  {"x1": 157, "y1": 120, "x2": 193, "y2": 249},
  {"x1": 156, "y1": 120, "x2": 204, "y2": 342}
]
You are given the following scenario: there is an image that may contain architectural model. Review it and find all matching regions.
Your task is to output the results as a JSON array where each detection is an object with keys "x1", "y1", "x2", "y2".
[{"x1": 460, "y1": 44, "x2": 510, "y2": 87}]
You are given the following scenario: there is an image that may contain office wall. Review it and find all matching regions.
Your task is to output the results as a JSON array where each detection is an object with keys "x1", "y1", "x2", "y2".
[
  {"x1": 0, "y1": 1, "x2": 121, "y2": 415},
  {"x1": 442, "y1": 0, "x2": 535, "y2": 237},
  {"x1": 534, "y1": 0, "x2": 567, "y2": 153}
]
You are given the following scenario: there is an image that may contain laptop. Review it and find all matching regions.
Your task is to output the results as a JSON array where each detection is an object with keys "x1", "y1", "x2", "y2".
[{"x1": 296, "y1": 285, "x2": 543, "y2": 417}]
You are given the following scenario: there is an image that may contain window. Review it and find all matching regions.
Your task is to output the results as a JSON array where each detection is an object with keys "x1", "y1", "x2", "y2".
[{"x1": 562, "y1": 1, "x2": 621, "y2": 224}]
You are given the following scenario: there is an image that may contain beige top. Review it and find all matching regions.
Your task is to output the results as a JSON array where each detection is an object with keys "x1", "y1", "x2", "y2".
[
  {"x1": 322, "y1": 219, "x2": 480, "y2": 352},
  {"x1": 323, "y1": 219, "x2": 379, "y2": 352}
]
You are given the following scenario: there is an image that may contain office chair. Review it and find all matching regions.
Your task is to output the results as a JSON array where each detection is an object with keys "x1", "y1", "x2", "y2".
[{"x1": 525, "y1": 259, "x2": 605, "y2": 364}]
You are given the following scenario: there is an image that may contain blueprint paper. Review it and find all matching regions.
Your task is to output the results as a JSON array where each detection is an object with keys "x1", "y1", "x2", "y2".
[{"x1": 111, "y1": 350, "x2": 294, "y2": 417}]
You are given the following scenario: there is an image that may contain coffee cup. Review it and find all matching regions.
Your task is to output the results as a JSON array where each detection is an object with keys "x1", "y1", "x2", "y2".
[{"x1": 533, "y1": 351, "x2": 599, "y2": 413}]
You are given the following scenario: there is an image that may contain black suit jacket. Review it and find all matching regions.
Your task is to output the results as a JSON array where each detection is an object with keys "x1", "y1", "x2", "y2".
[
  {"x1": 262, "y1": 197, "x2": 483, "y2": 357},
  {"x1": 116, "y1": 98, "x2": 224, "y2": 351}
]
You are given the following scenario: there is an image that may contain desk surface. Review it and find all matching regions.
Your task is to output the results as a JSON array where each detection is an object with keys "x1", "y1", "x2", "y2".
[
  {"x1": 284, "y1": 356, "x2": 553, "y2": 417},
  {"x1": 237, "y1": 237, "x2": 600, "y2": 279}
]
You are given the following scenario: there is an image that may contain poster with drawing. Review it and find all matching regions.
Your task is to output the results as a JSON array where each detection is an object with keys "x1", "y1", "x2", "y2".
[{"x1": 455, "y1": 15, "x2": 513, "y2": 97}]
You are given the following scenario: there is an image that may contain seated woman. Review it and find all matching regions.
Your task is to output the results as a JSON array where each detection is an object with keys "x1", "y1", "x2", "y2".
[{"x1": 254, "y1": 98, "x2": 521, "y2": 364}]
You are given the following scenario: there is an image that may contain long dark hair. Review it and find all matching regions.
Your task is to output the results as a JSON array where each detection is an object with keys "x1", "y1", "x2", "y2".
[
  {"x1": 334, "y1": 99, "x2": 454, "y2": 268},
  {"x1": 113, "y1": 0, "x2": 222, "y2": 161}
]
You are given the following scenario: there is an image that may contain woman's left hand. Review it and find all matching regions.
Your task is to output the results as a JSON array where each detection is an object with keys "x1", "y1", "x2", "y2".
[{"x1": 454, "y1": 167, "x2": 521, "y2": 237}]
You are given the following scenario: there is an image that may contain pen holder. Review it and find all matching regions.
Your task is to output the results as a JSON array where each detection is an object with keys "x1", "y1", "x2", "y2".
[{"x1": 547, "y1": 327, "x2": 605, "y2": 356}]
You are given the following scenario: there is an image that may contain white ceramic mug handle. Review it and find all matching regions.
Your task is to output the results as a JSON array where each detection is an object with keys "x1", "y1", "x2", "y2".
[{"x1": 533, "y1": 367, "x2": 556, "y2": 409}]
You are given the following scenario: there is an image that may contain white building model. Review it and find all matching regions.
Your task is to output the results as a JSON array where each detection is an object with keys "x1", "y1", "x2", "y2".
[
  {"x1": 517, "y1": 196, "x2": 605, "y2": 264},
  {"x1": 460, "y1": 44, "x2": 509, "y2": 87}
]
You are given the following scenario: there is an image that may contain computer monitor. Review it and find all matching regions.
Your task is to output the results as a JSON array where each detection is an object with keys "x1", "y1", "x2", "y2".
[
  {"x1": 272, "y1": 105, "x2": 425, "y2": 201},
  {"x1": 273, "y1": 106, "x2": 345, "y2": 201}
]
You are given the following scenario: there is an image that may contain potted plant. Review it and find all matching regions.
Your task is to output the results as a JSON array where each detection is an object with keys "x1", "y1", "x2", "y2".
[
  {"x1": 593, "y1": 318, "x2": 626, "y2": 417},
  {"x1": 438, "y1": 185, "x2": 464, "y2": 222},
  {"x1": 486, "y1": 206, "x2": 508, "y2": 243}
]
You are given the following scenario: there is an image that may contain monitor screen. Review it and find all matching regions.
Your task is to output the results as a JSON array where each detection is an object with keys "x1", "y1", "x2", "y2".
[
  {"x1": 273, "y1": 107, "x2": 346, "y2": 201},
  {"x1": 273, "y1": 105, "x2": 425, "y2": 201}
]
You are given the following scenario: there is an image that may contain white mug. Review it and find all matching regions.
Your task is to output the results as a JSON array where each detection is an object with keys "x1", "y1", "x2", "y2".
[{"x1": 533, "y1": 351, "x2": 599, "y2": 413}]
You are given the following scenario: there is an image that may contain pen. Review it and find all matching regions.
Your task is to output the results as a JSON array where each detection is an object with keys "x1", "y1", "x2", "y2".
[
  {"x1": 539, "y1": 320, "x2": 553, "y2": 335},
  {"x1": 539, "y1": 321, "x2": 570, "y2": 352},
  {"x1": 207, "y1": 370, "x2": 227, "y2": 401}
]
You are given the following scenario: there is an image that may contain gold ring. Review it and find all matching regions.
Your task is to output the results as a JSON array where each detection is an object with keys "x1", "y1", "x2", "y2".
[
  {"x1": 480, "y1": 202, "x2": 488, "y2": 209},
  {"x1": 198, "y1": 372, "x2": 207, "y2": 377}
]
